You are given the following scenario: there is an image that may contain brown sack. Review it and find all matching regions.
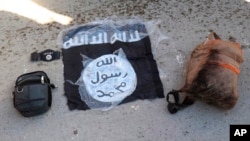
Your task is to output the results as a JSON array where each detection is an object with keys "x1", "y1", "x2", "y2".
[{"x1": 166, "y1": 32, "x2": 244, "y2": 113}]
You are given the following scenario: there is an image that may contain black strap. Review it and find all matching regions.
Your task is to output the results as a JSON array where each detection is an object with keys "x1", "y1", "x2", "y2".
[
  {"x1": 166, "y1": 90, "x2": 181, "y2": 114},
  {"x1": 31, "y1": 49, "x2": 61, "y2": 62},
  {"x1": 15, "y1": 71, "x2": 56, "y2": 89},
  {"x1": 16, "y1": 71, "x2": 50, "y2": 86},
  {"x1": 166, "y1": 90, "x2": 194, "y2": 114}
]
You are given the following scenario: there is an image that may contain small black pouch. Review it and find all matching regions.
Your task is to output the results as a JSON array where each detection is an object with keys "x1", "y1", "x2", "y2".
[{"x1": 13, "y1": 71, "x2": 55, "y2": 117}]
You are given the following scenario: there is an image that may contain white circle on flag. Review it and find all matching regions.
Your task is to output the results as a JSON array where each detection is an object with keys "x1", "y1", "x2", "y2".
[{"x1": 82, "y1": 54, "x2": 137, "y2": 103}]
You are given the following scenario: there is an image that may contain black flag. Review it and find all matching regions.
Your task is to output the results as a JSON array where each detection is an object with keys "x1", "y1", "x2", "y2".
[{"x1": 61, "y1": 23, "x2": 164, "y2": 110}]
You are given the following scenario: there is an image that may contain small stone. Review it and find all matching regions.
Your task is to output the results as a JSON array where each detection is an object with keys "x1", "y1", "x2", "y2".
[{"x1": 73, "y1": 129, "x2": 78, "y2": 135}]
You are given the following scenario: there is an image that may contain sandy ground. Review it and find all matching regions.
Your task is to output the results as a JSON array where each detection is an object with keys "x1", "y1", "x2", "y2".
[{"x1": 0, "y1": 0, "x2": 250, "y2": 141}]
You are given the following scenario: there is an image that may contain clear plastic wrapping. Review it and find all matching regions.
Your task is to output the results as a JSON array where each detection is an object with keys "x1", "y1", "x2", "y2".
[
  {"x1": 58, "y1": 16, "x2": 168, "y2": 110},
  {"x1": 57, "y1": 16, "x2": 167, "y2": 50},
  {"x1": 75, "y1": 48, "x2": 137, "y2": 110}
]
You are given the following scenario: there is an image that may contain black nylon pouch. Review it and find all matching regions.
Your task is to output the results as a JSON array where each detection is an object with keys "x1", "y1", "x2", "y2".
[{"x1": 13, "y1": 71, "x2": 55, "y2": 117}]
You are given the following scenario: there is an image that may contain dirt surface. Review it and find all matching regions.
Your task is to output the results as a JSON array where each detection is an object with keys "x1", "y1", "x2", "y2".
[{"x1": 0, "y1": 0, "x2": 249, "y2": 141}]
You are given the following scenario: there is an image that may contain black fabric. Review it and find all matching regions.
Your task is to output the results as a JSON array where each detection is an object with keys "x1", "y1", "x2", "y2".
[
  {"x1": 62, "y1": 23, "x2": 164, "y2": 110},
  {"x1": 13, "y1": 71, "x2": 54, "y2": 117},
  {"x1": 31, "y1": 49, "x2": 61, "y2": 62}
]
